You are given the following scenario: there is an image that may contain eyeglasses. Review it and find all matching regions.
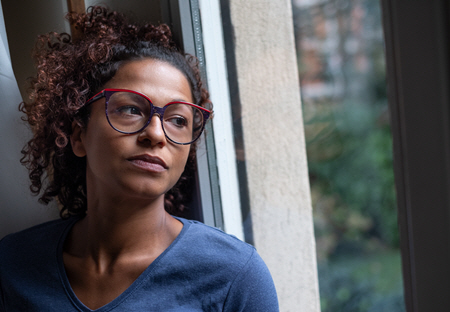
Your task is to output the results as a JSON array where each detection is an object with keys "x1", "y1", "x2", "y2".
[{"x1": 85, "y1": 88, "x2": 211, "y2": 145}]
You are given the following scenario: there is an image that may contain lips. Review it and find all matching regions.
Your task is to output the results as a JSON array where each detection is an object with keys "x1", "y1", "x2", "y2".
[{"x1": 127, "y1": 154, "x2": 168, "y2": 173}]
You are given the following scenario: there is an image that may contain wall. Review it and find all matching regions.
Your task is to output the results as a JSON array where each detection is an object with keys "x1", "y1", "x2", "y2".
[
  {"x1": 226, "y1": 0, "x2": 321, "y2": 310},
  {"x1": 0, "y1": 0, "x2": 63, "y2": 238},
  {"x1": 85, "y1": 0, "x2": 162, "y2": 24},
  {"x1": 2, "y1": 0, "x2": 70, "y2": 99}
]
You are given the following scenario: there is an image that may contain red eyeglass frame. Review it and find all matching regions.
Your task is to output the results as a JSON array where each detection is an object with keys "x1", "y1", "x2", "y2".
[{"x1": 85, "y1": 88, "x2": 212, "y2": 145}]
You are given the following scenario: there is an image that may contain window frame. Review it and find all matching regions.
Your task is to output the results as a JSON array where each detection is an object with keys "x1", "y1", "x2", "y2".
[
  {"x1": 162, "y1": 0, "x2": 244, "y2": 239},
  {"x1": 381, "y1": 0, "x2": 450, "y2": 310}
]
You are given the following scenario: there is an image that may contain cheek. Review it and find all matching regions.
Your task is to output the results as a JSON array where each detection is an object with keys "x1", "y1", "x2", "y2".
[
  {"x1": 171, "y1": 146, "x2": 191, "y2": 176},
  {"x1": 83, "y1": 127, "x2": 122, "y2": 168}
]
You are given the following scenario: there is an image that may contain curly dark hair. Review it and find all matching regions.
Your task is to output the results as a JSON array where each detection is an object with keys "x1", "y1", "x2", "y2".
[{"x1": 19, "y1": 6, "x2": 211, "y2": 218}]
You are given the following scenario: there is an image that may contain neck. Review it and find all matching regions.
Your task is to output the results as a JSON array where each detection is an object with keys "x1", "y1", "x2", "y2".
[{"x1": 65, "y1": 194, "x2": 182, "y2": 269}]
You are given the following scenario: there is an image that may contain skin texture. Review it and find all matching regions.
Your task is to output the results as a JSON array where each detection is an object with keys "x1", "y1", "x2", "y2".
[{"x1": 66, "y1": 59, "x2": 192, "y2": 309}]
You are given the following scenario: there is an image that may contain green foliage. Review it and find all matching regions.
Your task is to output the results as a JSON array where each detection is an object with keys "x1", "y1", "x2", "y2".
[
  {"x1": 306, "y1": 101, "x2": 399, "y2": 253},
  {"x1": 318, "y1": 251, "x2": 405, "y2": 312}
]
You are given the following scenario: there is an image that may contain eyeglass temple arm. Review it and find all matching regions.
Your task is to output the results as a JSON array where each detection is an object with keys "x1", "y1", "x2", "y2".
[{"x1": 85, "y1": 90, "x2": 106, "y2": 106}]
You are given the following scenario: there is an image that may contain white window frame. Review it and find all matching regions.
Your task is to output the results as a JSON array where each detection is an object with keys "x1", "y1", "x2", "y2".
[{"x1": 198, "y1": 0, "x2": 244, "y2": 240}]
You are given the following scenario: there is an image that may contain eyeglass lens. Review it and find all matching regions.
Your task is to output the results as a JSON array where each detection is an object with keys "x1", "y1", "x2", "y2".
[{"x1": 106, "y1": 91, "x2": 205, "y2": 144}]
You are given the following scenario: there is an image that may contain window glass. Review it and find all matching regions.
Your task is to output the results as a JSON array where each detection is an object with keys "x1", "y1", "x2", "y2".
[{"x1": 292, "y1": 0, "x2": 405, "y2": 310}]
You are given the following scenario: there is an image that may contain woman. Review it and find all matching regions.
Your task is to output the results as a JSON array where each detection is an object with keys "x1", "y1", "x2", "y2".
[{"x1": 0, "y1": 6, "x2": 278, "y2": 311}]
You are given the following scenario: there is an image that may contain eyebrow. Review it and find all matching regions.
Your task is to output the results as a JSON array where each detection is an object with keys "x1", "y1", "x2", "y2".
[{"x1": 170, "y1": 98, "x2": 194, "y2": 104}]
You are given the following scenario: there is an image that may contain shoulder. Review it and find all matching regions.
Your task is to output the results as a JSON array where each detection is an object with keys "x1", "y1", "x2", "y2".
[
  {"x1": 0, "y1": 218, "x2": 72, "y2": 245},
  {"x1": 0, "y1": 218, "x2": 79, "y2": 310},
  {"x1": 0, "y1": 218, "x2": 76, "y2": 263},
  {"x1": 223, "y1": 248, "x2": 279, "y2": 311},
  {"x1": 178, "y1": 218, "x2": 255, "y2": 264},
  {"x1": 173, "y1": 218, "x2": 279, "y2": 311}
]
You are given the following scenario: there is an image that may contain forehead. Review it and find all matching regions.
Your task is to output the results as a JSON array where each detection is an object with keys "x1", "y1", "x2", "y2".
[{"x1": 103, "y1": 58, "x2": 193, "y2": 104}]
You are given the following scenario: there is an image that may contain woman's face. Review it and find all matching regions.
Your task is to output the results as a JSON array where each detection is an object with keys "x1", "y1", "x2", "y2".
[{"x1": 71, "y1": 58, "x2": 192, "y2": 203}]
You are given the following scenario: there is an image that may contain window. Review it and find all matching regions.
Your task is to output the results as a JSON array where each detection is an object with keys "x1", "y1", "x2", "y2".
[{"x1": 292, "y1": 0, "x2": 405, "y2": 310}]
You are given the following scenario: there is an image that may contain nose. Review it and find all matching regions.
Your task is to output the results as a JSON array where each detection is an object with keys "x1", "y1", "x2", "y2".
[{"x1": 137, "y1": 114, "x2": 167, "y2": 146}]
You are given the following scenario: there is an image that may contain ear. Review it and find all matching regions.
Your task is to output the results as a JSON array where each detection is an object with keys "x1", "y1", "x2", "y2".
[{"x1": 70, "y1": 120, "x2": 86, "y2": 157}]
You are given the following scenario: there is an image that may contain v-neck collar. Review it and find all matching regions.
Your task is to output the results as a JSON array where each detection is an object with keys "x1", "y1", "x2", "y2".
[{"x1": 56, "y1": 216, "x2": 190, "y2": 312}]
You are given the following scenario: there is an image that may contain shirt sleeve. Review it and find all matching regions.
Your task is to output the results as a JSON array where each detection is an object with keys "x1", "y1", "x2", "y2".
[{"x1": 223, "y1": 249, "x2": 279, "y2": 312}]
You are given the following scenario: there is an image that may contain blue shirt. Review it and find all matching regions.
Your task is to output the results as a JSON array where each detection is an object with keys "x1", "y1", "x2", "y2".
[{"x1": 0, "y1": 217, "x2": 279, "y2": 311}]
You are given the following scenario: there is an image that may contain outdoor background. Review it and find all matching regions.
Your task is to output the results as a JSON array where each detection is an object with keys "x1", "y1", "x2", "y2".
[{"x1": 292, "y1": 0, "x2": 405, "y2": 310}]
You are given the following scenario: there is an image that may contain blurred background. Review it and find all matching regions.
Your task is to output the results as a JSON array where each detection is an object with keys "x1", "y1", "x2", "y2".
[{"x1": 292, "y1": 0, "x2": 405, "y2": 310}]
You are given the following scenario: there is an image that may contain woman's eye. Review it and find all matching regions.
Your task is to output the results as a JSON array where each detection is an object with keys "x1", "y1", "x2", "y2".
[
  {"x1": 167, "y1": 116, "x2": 188, "y2": 127},
  {"x1": 117, "y1": 105, "x2": 142, "y2": 116}
]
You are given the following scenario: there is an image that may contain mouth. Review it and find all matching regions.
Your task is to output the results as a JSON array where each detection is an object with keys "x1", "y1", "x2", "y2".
[{"x1": 127, "y1": 154, "x2": 168, "y2": 173}]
